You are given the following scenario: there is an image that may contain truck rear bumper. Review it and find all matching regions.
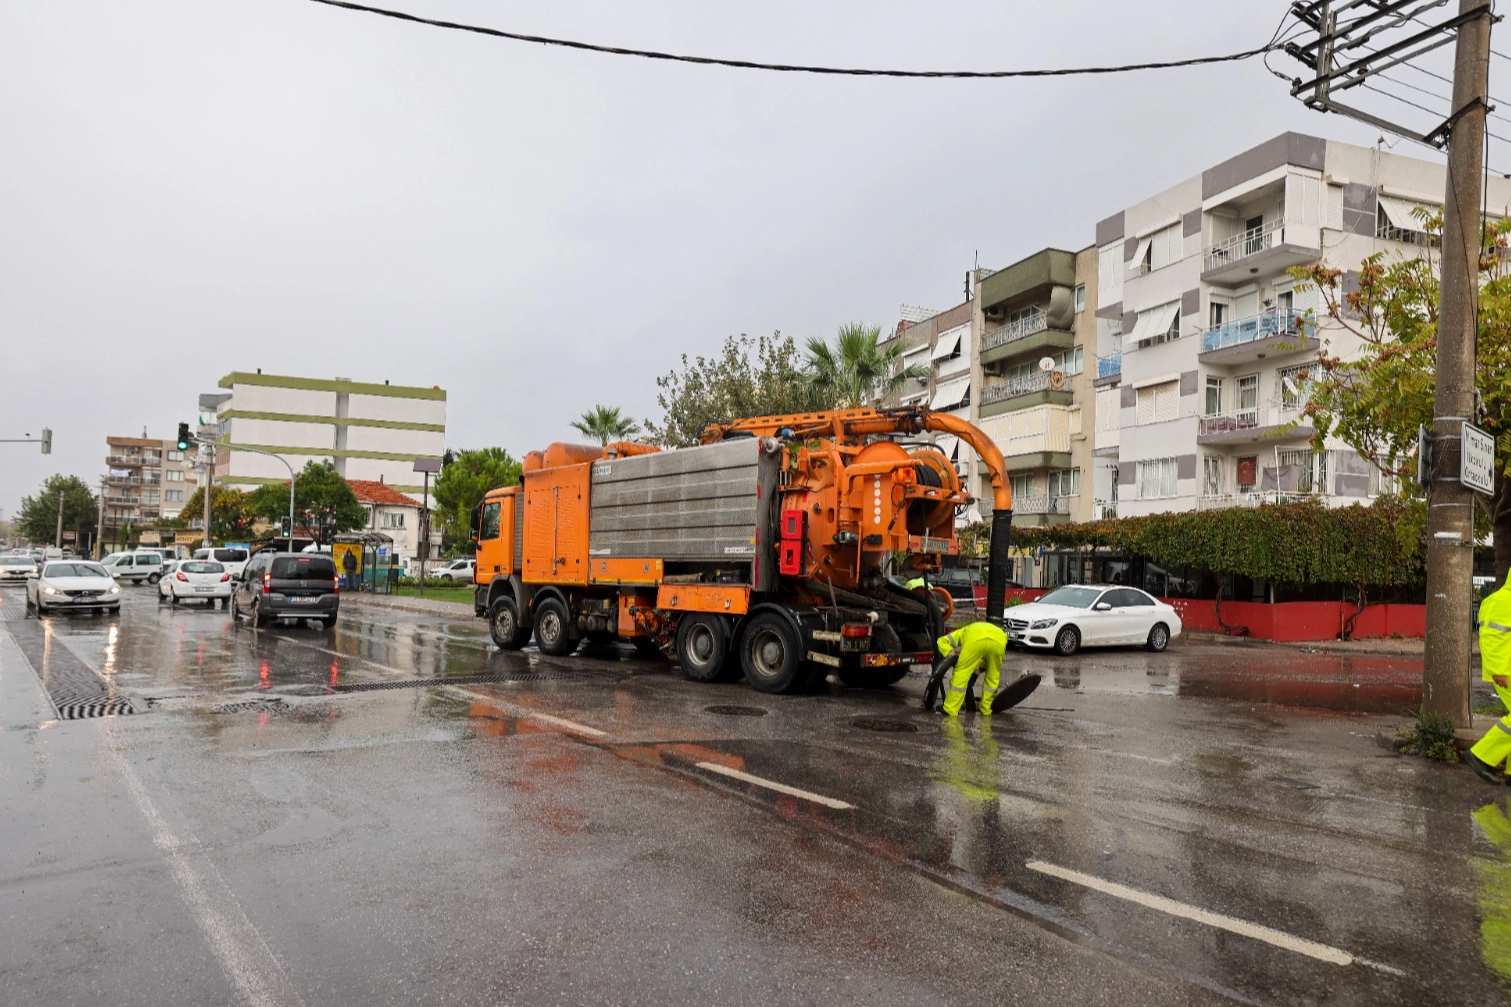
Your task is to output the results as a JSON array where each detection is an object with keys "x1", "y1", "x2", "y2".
[{"x1": 860, "y1": 650, "x2": 934, "y2": 668}]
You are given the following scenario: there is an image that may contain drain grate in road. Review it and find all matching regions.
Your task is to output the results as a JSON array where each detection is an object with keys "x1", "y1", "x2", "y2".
[
  {"x1": 214, "y1": 697, "x2": 289, "y2": 715},
  {"x1": 849, "y1": 717, "x2": 918, "y2": 733},
  {"x1": 6, "y1": 619, "x2": 134, "y2": 719},
  {"x1": 704, "y1": 705, "x2": 768, "y2": 717},
  {"x1": 331, "y1": 669, "x2": 600, "y2": 693}
]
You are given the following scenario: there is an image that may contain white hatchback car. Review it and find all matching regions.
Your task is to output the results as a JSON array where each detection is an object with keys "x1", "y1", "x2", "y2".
[
  {"x1": 433, "y1": 559, "x2": 475, "y2": 582},
  {"x1": 1005, "y1": 584, "x2": 1183, "y2": 656},
  {"x1": 26, "y1": 561, "x2": 121, "y2": 615},
  {"x1": 159, "y1": 559, "x2": 233, "y2": 608}
]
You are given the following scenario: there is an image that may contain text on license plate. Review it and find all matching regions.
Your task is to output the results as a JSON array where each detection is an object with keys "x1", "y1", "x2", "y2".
[
  {"x1": 194, "y1": 587, "x2": 215, "y2": 592},
  {"x1": 291, "y1": 597, "x2": 317, "y2": 604}
]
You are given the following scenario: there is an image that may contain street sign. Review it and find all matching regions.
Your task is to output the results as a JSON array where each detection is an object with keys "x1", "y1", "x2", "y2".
[
  {"x1": 1462, "y1": 421, "x2": 1496, "y2": 495},
  {"x1": 62, "y1": 531, "x2": 76, "y2": 541},
  {"x1": 138, "y1": 531, "x2": 160, "y2": 544}
]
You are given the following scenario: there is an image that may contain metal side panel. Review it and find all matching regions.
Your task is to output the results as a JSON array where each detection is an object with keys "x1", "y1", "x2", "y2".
[{"x1": 512, "y1": 491, "x2": 524, "y2": 572}]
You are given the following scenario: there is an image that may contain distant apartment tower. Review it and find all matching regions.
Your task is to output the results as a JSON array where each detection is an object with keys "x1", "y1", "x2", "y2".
[
  {"x1": 1091, "y1": 132, "x2": 1511, "y2": 519},
  {"x1": 209, "y1": 372, "x2": 446, "y2": 495},
  {"x1": 103, "y1": 435, "x2": 199, "y2": 534}
]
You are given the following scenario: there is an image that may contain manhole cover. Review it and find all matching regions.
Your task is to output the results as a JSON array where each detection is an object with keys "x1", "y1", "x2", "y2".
[
  {"x1": 704, "y1": 705, "x2": 768, "y2": 717},
  {"x1": 850, "y1": 717, "x2": 918, "y2": 733}
]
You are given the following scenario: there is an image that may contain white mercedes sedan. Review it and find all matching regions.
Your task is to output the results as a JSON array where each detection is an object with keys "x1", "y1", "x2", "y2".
[
  {"x1": 26, "y1": 561, "x2": 122, "y2": 616},
  {"x1": 1005, "y1": 584, "x2": 1182, "y2": 656}
]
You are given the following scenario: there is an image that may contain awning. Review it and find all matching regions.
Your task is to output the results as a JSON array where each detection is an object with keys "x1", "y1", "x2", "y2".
[
  {"x1": 1377, "y1": 194, "x2": 1436, "y2": 231},
  {"x1": 935, "y1": 434, "x2": 960, "y2": 459},
  {"x1": 1127, "y1": 302, "x2": 1181, "y2": 344},
  {"x1": 1128, "y1": 236, "x2": 1152, "y2": 270},
  {"x1": 931, "y1": 325, "x2": 966, "y2": 361},
  {"x1": 931, "y1": 377, "x2": 971, "y2": 410}
]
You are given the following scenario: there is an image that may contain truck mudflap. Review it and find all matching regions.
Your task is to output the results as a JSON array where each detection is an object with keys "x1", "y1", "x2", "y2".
[{"x1": 860, "y1": 650, "x2": 934, "y2": 668}]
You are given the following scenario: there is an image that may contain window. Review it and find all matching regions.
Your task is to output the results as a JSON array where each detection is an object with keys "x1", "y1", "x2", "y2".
[
  {"x1": 1202, "y1": 456, "x2": 1224, "y2": 496},
  {"x1": 165, "y1": 490, "x2": 183, "y2": 502},
  {"x1": 1278, "y1": 363, "x2": 1314, "y2": 412},
  {"x1": 1236, "y1": 373, "x2": 1259, "y2": 422},
  {"x1": 1209, "y1": 301, "x2": 1227, "y2": 327},
  {"x1": 1237, "y1": 455, "x2": 1258, "y2": 492},
  {"x1": 480, "y1": 502, "x2": 501, "y2": 541},
  {"x1": 1010, "y1": 474, "x2": 1036, "y2": 501},
  {"x1": 1074, "y1": 285, "x2": 1086, "y2": 313},
  {"x1": 1044, "y1": 346, "x2": 1084, "y2": 377},
  {"x1": 1137, "y1": 458, "x2": 1178, "y2": 499},
  {"x1": 167, "y1": 451, "x2": 184, "y2": 461},
  {"x1": 1276, "y1": 290, "x2": 1294, "y2": 313},
  {"x1": 1049, "y1": 469, "x2": 1081, "y2": 498},
  {"x1": 1204, "y1": 376, "x2": 1223, "y2": 416},
  {"x1": 165, "y1": 470, "x2": 184, "y2": 482},
  {"x1": 1277, "y1": 448, "x2": 1329, "y2": 493},
  {"x1": 1370, "y1": 463, "x2": 1401, "y2": 496},
  {"x1": 381, "y1": 511, "x2": 405, "y2": 529},
  {"x1": 1150, "y1": 223, "x2": 1183, "y2": 271},
  {"x1": 143, "y1": 491, "x2": 159, "y2": 504},
  {"x1": 1135, "y1": 380, "x2": 1179, "y2": 424}
]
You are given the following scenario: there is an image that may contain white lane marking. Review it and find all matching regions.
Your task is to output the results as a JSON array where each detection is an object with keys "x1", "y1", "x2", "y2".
[
  {"x1": 449, "y1": 687, "x2": 606, "y2": 737},
  {"x1": 695, "y1": 762, "x2": 854, "y2": 810},
  {"x1": 1026, "y1": 860, "x2": 1355, "y2": 967}
]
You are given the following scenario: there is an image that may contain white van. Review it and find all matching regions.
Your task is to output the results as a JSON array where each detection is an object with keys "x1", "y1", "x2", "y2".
[
  {"x1": 100, "y1": 550, "x2": 166, "y2": 584},
  {"x1": 192, "y1": 547, "x2": 250, "y2": 579}
]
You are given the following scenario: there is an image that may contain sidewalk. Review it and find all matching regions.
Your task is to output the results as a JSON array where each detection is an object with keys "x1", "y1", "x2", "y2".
[
  {"x1": 344, "y1": 592, "x2": 474, "y2": 619},
  {"x1": 1184, "y1": 628, "x2": 1481, "y2": 661}
]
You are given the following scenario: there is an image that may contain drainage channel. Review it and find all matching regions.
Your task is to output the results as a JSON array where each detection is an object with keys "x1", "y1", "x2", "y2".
[{"x1": 6, "y1": 620, "x2": 134, "y2": 719}]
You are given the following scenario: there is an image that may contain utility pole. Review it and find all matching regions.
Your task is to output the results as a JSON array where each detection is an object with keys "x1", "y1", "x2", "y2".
[
  {"x1": 202, "y1": 442, "x2": 215, "y2": 551},
  {"x1": 1424, "y1": 0, "x2": 1495, "y2": 726},
  {"x1": 96, "y1": 478, "x2": 105, "y2": 560},
  {"x1": 54, "y1": 490, "x2": 64, "y2": 549}
]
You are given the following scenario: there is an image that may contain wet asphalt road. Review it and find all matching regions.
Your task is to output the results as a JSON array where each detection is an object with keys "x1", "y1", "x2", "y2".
[{"x1": 1, "y1": 585, "x2": 1509, "y2": 1006}]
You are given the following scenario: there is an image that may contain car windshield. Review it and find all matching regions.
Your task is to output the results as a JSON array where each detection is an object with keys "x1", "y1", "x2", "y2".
[
  {"x1": 44, "y1": 563, "x2": 109, "y2": 578},
  {"x1": 1036, "y1": 586, "x2": 1104, "y2": 609},
  {"x1": 270, "y1": 556, "x2": 337, "y2": 579},
  {"x1": 181, "y1": 562, "x2": 224, "y2": 574}
]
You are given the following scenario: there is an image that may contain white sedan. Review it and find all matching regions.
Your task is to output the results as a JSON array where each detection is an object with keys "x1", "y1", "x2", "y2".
[
  {"x1": 0, "y1": 555, "x2": 37, "y2": 584},
  {"x1": 26, "y1": 561, "x2": 122, "y2": 616},
  {"x1": 1005, "y1": 584, "x2": 1182, "y2": 656},
  {"x1": 159, "y1": 560, "x2": 233, "y2": 608}
]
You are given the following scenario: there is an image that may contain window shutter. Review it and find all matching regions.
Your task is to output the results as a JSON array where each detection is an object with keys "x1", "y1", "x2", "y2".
[
  {"x1": 1155, "y1": 381, "x2": 1179, "y2": 422},
  {"x1": 1136, "y1": 386, "x2": 1156, "y2": 425},
  {"x1": 1326, "y1": 184, "x2": 1344, "y2": 230},
  {"x1": 1098, "y1": 243, "x2": 1123, "y2": 306}
]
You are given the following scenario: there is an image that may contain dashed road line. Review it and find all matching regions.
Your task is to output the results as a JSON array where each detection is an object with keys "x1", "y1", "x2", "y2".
[{"x1": 695, "y1": 762, "x2": 854, "y2": 810}]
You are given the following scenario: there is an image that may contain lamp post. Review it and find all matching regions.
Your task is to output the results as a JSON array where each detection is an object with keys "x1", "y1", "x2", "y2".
[
  {"x1": 413, "y1": 457, "x2": 442, "y2": 598},
  {"x1": 201, "y1": 439, "x2": 296, "y2": 551}
]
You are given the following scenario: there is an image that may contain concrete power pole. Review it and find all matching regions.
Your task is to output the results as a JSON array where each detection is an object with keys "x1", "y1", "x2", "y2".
[
  {"x1": 202, "y1": 444, "x2": 215, "y2": 551},
  {"x1": 1423, "y1": 0, "x2": 1495, "y2": 726},
  {"x1": 54, "y1": 490, "x2": 64, "y2": 548},
  {"x1": 96, "y1": 478, "x2": 105, "y2": 560}
]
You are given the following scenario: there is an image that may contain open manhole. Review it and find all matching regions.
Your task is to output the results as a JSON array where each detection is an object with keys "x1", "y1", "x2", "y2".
[
  {"x1": 849, "y1": 717, "x2": 919, "y2": 733},
  {"x1": 704, "y1": 705, "x2": 768, "y2": 717}
]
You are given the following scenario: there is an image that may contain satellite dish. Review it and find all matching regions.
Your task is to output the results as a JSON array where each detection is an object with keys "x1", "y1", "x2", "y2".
[{"x1": 1038, "y1": 357, "x2": 1055, "y2": 372}]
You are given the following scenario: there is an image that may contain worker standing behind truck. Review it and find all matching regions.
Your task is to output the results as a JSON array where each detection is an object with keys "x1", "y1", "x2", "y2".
[{"x1": 936, "y1": 620, "x2": 1008, "y2": 718}]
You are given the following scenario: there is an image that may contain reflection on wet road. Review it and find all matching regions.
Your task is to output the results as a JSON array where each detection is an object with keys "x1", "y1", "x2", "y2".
[{"x1": 0, "y1": 586, "x2": 1505, "y2": 1006}]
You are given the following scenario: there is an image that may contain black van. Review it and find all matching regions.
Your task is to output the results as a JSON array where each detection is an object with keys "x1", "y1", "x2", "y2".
[{"x1": 231, "y1": 552, "x2": 339, "y2": 628}]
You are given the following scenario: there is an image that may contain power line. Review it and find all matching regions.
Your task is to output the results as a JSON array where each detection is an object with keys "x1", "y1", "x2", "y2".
[{"x1": 303, "y1": 0, "x2": 1277, "y2": 78}]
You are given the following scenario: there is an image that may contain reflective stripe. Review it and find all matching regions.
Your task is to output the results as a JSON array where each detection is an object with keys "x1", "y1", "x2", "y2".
[
  {"x1": 1490, "y1": 621, "x2": 1511, "y2": 633},
  {"x1": 1496, "y1": 721, "x2": 1511, "y2": 737},
  {"x1": 982, "y1": 688, "x2": 997, "y2": 696},
  {"x1": 946, "y1": 686, "x2": 968, "y2": 693}
]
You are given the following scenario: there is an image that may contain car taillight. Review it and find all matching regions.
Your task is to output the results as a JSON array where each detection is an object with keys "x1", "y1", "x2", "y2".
[
  {"x1": 333, "y1": 581, "x2": 340, "y2": 595},
  {"x1": 176, "y1": 572, "x2": 188, "y2": 582},
  {"x1": 220, "y1": 573, "x2": 231, "y2": 582},
  {"x1": 262, "y1": 572, "x2": 271, "y2": 595},
  {"x1": 840, "y1": 623, "x2": 872, "y2": 638}
]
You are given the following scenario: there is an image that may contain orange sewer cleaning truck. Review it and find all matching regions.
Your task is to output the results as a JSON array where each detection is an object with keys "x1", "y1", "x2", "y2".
[{"x1": 471, "y1": 406, "x2": 1014, "y2": 694}]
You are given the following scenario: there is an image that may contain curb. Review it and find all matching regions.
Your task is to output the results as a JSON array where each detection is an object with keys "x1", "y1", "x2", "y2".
[{"x1": 343, "y1": 593, "x2": 475, "y2": 620}]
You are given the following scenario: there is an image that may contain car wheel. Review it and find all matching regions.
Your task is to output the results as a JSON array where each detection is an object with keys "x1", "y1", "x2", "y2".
[
  {"x1": 676, "y1": 613, "x2": 735, "y2": 683},
  {"x1": 533, "y1": 597, "x2": 577, "y2": 657},
  {"x1": 1146, "y1": 623, "x2": 1171, "y2": 652},
  {"x1": 740, "y1": 612, "x2": 805, "y2": 694},
  {"x1": 108, "y1": 605, "x2": 120, "y2": 616},
  {"x1": 1054, "y1": 625, "x2": 1081, "y2": 656},
  {"x1": 488, "y1": 596, "x2": 532, "y2": 650},
  {"x1": 229, "y1": 595, "x2": 240, "y2": 623},
  {"x1": 253, "y1": 599, "x2": 271, "y2": 628},
  {"x1": 147, "y1": 573, "x2": 161, "y2": 585},
  {"x1": 170, "y1": 593, "x2": 179, "y2": 607}
]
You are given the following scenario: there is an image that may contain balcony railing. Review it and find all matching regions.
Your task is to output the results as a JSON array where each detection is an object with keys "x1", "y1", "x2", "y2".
[
  {"x1": 1203, "y1": 217, "x2": 1283, "y2": 272},
  {"x1": 1097, "y1": 353, "x2": 1121, "y2": 379},
  {"x1": 106, "y1": 455, "x2": 144, "y2": 467},
  {"x1": 1016, "y1": 494, "x2": 1071, "y2": 516},
  {"x1": 1095, "y1": 501, "x2": 1118, "y2": 520},
  {"x1": 1200, "y1": 307, "x2": 1303, "y2": 353},
  {"x1": 104, "y1": 495, "x2": 139, "y2": 506},
  {"x1": 107, "y1": 474, "x2": 161, "y2": 486},
  {"x1": 981, "y1": 307, "x2": 1049, "y2": 352},
  {"x1": 1196, "y1": 491, "x2": 1319, "y2": 510},
  {"x1": 981, "y1": 371, "x2": 1054, "y2": 405},
  {"x1": 1197, "y1": 405, "x2": 1310, "y2": 437}
]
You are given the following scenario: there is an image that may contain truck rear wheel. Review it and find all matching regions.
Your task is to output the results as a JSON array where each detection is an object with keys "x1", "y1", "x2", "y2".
[
  {"x1": 533, "y1": 597, "x2": 578, "y2": 657},
  {"x1": 676, "y1": 614, "x2": 735, "y2": 683},
  {"x1": 489, "y1": 597, "x2": 532, "y2": 650},
  {"x1": 740, "y1": 612, "x2": 804, "y2": 694}
]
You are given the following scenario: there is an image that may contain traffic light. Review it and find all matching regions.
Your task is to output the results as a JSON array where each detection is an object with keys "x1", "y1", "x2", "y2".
[
  {"x1": 39, "y1": 428, "x2": 51, "y2": 455},
  {"x1": 279, "y1": 516, "x2": 291, "y2": 538},
  {"x1": 176, "y1": 422, "x2": 191, "y2": 452}
]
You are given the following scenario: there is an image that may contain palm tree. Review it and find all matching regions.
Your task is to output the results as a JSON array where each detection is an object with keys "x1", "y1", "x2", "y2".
[
  {"x1": 804, "y1": 322, "x2": 929, "y2": 408},
  {"x1": 571, "y1": 405, "x2": 641, "y2": 445}
]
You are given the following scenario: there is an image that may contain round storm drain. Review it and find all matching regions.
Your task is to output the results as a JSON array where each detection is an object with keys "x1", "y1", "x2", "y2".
[
  {"x1": 704, "y1": 705, "x2": 768, "y2": 717},
  {"x1": 849, "y1": 717, "x2": 919, "y2": 733}
]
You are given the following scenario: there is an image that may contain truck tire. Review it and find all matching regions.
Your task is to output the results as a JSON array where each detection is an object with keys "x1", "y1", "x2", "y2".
[
  {"x1": 837, "y1": 625, "x2": 911, "y2": 689},
  {"x1": 676, "y1": 614, "x2": 735, "y2": 683},
  {"x1": 533, "y1": 597, "x2": 578, "y2": 657},
  {"x1": 740, "y1": 612, "x2": 804, "y2": 694},
  {"x1": 489, "y1": 596, "x2": 532, "y2": 650}
]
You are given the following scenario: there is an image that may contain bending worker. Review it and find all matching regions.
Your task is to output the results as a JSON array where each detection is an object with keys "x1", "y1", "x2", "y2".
[
  {"x1": 1468, "y1": 577, "x2": 1511, "y2": 784},
  {"x1": 937, "y1": 619, "x2": 1008, "y2": 717}
]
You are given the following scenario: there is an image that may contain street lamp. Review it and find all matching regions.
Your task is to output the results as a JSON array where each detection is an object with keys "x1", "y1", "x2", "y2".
[{"x1": 199, "y1": 437, "x2": 297, "y2": 552}]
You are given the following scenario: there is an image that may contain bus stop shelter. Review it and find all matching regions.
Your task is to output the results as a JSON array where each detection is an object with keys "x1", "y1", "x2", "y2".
[{"x1": 333, "y1": 532, "x2": 399, "y2": 594}]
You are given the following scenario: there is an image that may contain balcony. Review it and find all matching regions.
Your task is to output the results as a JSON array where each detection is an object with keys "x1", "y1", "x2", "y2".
[
  {"x1": 979, "y1": 307, "x2": 1075, "y2": 367},
  {"x1": 1196, "y1": 407, "x2": 1314, "y2": 445},
  {"x1": 1095, "y1": 501, "x2": 1119, "y2": 520},
  {"x1": 1096, "y1": 353, "x2": 1122, "y2": 381},
  {"x1": 1199, "y1": 307, "x2": 1318, "y2": 364},
  {"x1": 1016, "y1": 494, "x2": 1070, "y2": 516},
  {"x1": 1200, "y1": 219, "x2": 1320, "y2": 285},
  {"x1": 1196, "y1": 491, "x2": 1320, "y2": 510},
  {"x1": 104, "y1": 495, "x2": 139, "y2": 506},
  {"x1": 979, "y1": 372, "x2": 1073, "y2": 417},
  {"x1": 107, "y1": 474, "x2": 162, "y2": 486},
  {"x1": 106, "y1": 454, "x2": 145, "y2": 467}
]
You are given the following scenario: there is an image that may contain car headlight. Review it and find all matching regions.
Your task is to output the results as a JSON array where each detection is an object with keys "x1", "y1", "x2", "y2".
[
  {"x1": 109, "y1": 585, "x2": 121, "y2": 594},
  {"x1": 1029, "y1": 618, "x2": 1058, "y2": 630},
  {"x1": 43, "y1": 586, "x2": 58, "y2": 595}
]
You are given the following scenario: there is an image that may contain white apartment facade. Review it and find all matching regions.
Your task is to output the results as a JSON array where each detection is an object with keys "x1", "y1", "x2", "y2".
[
  {"x1": 209, "y1": 372, "x2": 446, "y2": 496},
  {"x1": 885, "y1": 299, "x2": 978, "y2": 513},
  {"x1": 1091, "y1": 131, "x2": 1511, "y2": 518}
]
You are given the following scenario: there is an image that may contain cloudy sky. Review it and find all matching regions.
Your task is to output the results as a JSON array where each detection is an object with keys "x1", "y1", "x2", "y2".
[{"x1": 0, "y1": 0, "x2": 1423, "y2": 518}]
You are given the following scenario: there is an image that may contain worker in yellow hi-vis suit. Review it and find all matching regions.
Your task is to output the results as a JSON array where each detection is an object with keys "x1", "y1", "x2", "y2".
[
  {"x1": 936, "y1": 620, "x2": 1008, "y2": 717},
  {"x1": 1469, "y1": 579, "x2": 1511, "y2": 783}
]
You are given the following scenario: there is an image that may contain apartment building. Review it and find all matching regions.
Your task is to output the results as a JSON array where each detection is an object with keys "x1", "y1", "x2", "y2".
[
  {"x1": 884, "y1": 299, "x2": 977, "y2": 502},
  {"x1": 970, "y1": 249, "x2": 1098, "y2": 527},
  {"x1": 103, "y1": 435, "x2": 199, "y2": 533},
  {"x1": 208, "y1": 371, "x2": 446, "y2": 495},
  {"x1": 1092, "y1": 131, "x2": 1511, "y2": 518}
]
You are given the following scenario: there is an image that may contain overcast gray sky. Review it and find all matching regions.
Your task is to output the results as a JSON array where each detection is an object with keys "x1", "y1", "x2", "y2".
[{"x1": 0, "y1": 0, "x2": 1415, "y2": 519}]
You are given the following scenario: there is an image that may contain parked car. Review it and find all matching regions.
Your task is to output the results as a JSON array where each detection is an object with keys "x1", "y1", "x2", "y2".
[
  {"x1": 433, "y1": 558, "x2": 476, "y2": 582},
  {"x1": 1004, "y1": 584, "x2": 1183, "y2": 655},
  {"x1": 929, "y1": 567, "x2": 979, "y2": 602},
  {"x1": 159, "y1": 560, "x2": 233, "y2": 607},
  {"x1": 0, "y1": 554, "x2": 37, "y2": 584},
  {"x1": 230, "y1": 552, "x2": 339, "y2": 629},
  {"x1": 99, "y1": 551, "x2": 166, "y2": 584},
  {"x1": 192, "y1": 547, "x2": 250, "y2": 580},
  {"x1": 26, "y1": 561, "x2": 121, "y2": 615}
]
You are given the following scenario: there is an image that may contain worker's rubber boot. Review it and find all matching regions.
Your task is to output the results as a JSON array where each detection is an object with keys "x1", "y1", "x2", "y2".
[{"x1": 1468, "y1": 752, "x2": 1505, "y2": 785}]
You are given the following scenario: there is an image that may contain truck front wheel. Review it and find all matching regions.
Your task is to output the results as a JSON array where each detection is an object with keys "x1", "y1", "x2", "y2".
[
  {"x1": 740, "y1": 612, "x2": 804, "y2": 694},
  {"x1": 489, "y1": 597, "x2": 532, "y2": 650},
  {"x1": 677, "y1": 614, "x2": 735, "y2": 683},
  {"x1": 533, "y1": 598, "x2": 578, "y2": 657}
]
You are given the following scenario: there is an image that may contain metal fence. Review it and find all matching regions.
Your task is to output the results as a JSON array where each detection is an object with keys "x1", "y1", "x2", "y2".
[
  {"x1": 982, "y1": 307, "x2": 1049, "y2": 351},
  {"x1": 1200, "y1": 307, "x2": 1303, "y2": 353}
]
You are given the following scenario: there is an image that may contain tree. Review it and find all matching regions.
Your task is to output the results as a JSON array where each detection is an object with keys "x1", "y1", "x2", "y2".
[
  {"x1": 571, "y1": 405, "x2": 641, "y2": 445},
  {"x1": 178, "y1": 486, "x2": 256, "y2": 543},
  {"x1": 16, "y1": 475, "x2": 98, "y2": 545},
  {"x1": 646, "y1": 332, "x2": 840, "y2": 447},
  {"x1": 1295, "y1": 212, "x2": 1511, "y2": 585},
  {"x1": 432, "y1": 448, "x2": 523, "y2": 550},
  {"x1": 247, "y1": 461, "x2": 367, "y2": 544},
  {"x1": 804, "y1": 322, "x2": 930, "y2": 409}
]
